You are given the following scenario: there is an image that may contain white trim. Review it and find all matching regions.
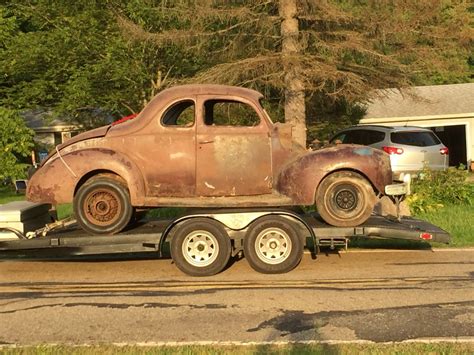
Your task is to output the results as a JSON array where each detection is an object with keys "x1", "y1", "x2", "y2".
[{"x1": 56, "y1": 146, "x2": 78, "y2": 178}]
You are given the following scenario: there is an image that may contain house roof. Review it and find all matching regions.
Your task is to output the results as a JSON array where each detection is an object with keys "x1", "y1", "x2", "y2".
[
  {"x1": 364, "y1": 83, "x2": 474, "y2": 120},
  {"x1": 22, "y1": 110, "x2": 78, "y2": 132}
]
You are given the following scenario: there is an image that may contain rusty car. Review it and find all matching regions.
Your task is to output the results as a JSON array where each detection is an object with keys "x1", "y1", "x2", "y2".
[{"x1": 27, "y1": 84, "x2": 408, "y2": 235}]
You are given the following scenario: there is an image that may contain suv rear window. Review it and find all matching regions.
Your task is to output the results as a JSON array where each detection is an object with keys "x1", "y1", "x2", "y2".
[{"x1": 391, "y1": 131, "x2": 441, "y2": 147}]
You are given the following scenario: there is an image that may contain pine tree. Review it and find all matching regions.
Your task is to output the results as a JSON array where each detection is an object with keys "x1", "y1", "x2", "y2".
[{"x1": 117, "y1": 0, "x2": 405, "y2": 146}]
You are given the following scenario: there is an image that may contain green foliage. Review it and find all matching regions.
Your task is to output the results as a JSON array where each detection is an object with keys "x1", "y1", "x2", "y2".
[
  {"x1": 0, "y1": 108, "x2": 34, "y2": 180},
  {"x1": 406, "y1": 166, "x2": 474, "y2": 214},
  {"x1": 306, "y1": 98, "x2": 366, "y2": 142},
  {"x1": 0, "y1": 1, "x2": 196, "y2": 129},
  {"x1": 0, "y1": 0, "x2": 471, "y2": 134}
]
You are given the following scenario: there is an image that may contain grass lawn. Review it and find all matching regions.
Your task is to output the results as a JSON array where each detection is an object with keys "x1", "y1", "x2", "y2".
[
  {"x1": 414, "y1": 204, "x2": 474, "y2": 247},
  {"x1": 0, "y1": 186, "x2": 72, "y2": 220},
  {"x1": 0, "y1": 186, "x2": 25, "y2": 204},
  {"x1": 1, "y1": 342, "x2": 473, "y2": 354}
]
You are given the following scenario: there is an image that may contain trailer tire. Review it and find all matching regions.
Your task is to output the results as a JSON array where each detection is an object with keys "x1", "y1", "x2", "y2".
[
  {"x1": 244, "y1": 216, "x2": 303, "y2": 274},
  {"x1": 316, "y1": 171, "x2": 375, "y2": 227},
  {"x1": 171, "y1": 218, "x2": 231, "y2": 276},
  {"x1": 74, "y1": 177, "x2": 133, "y2": 235}
]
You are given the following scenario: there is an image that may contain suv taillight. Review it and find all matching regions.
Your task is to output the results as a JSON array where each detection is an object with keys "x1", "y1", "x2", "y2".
[
  {"x1": 383, "y1": 146, "x2": 404, "y2": 155},
  {"x1": 440, "y1": 147, "x2": 449, "y2": 155}
]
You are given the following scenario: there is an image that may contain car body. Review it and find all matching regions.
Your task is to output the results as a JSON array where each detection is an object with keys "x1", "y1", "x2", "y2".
[
  {"x1": 27, "y1": 85, "x2": 406, "y2": 234},
  {"x1": 330, "y1": 125, "x2": 449, "y2": 179}
]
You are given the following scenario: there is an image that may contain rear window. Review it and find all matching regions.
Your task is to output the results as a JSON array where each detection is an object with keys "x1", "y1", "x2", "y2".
[{"x1": 390, "y1": 131, "x2": 441, "y2": 147}]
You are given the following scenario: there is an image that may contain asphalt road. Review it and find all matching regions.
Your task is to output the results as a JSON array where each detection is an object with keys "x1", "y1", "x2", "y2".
[{"x1": 0, "y1": 249, "x2": 473, "y2": 345}]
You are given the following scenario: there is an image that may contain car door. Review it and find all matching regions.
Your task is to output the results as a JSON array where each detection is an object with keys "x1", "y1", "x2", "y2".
[
  {"x1": 142, "y1": 99, "x2": 197, "y2": 197},
  {"x1": 195, "y1": 96, "x2": 273, "y2": 196}
]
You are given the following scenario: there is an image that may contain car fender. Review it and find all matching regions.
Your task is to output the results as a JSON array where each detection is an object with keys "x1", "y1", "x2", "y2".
[
  {"x1": 27, "y1": 148, "x2": 146, "y2": 205},
  {"x1": 276, "y1": 145, "x2": 392, "y2": 205}
]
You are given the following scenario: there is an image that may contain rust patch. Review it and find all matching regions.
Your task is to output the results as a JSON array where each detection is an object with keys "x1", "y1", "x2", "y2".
[
  {"x1": 96, "y1": 148, "x2": 117, "y2": 156},
  {"x1": 27, "y1": 185, "x2": 59, "y2": 205}
]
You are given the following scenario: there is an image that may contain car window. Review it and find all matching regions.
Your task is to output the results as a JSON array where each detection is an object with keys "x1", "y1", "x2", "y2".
[
  {"x1": 204, "y1": 100, "x2": 260, "y2": 126},
  {"x1": 331, "y1": 133, "x2": 346, "y2": 143},
  {"x1": 391, "y1": 131, "x2": 441, "y2": 147},
  {"x1": 161, "y1": 100, "x2": 195, "y2": 127},
  {"x1": 332, "y1": 129, "x2": 384, "y2": 145},
  {"x1": 340, "y1": 130, "x2": 365, "y2": 144},
  {"x1": 331, "y1": 131, "x2": 358, "y2": 144},
  {"x1": 364, "y1": 130, "x2": 385, "y2": 144}
]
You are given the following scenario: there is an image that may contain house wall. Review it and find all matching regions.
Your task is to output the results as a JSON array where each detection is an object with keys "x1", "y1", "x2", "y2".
[
  {"x1": 359, "y1": 114, "x2": 474, "y2": 169},
  {"x1": 33, "y1": 128, "x2": 78, "y2": 148}
]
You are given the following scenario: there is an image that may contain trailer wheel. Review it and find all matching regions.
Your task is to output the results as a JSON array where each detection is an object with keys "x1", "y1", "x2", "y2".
[
  {"x1": 74, "y1": 177, "x2": 133, "y2": 235},
  {"x1": 171, "y1": 218, "x2": 231, "y2": 276},
  {"x1": 316, "y1": 171, "x2": 375, "y2": 227},
  {"x1": 244, "y1": 216, "x2": 303, "y2": 274}
]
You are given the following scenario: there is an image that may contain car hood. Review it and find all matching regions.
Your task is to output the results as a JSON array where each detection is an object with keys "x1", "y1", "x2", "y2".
[
  {"x1": 59, "y1": 125, "x2": 111, "y2": 149},
  {"x1": 39, "y1": 125, "x2": 111, "y2": 166}
]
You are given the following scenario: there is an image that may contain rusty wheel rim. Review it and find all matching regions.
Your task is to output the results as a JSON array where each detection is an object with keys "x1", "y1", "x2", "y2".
[
  {"x1": 83, "y1": 188, "x2": 122, "y2": 227},
  {"x1": 334, "y1": 187, "x2": 357, "y2": 211}
]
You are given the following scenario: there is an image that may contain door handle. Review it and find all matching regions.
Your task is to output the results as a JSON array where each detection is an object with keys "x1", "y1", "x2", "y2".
[{"x1": 199, "y1": 140, "x2": 214, "y2": 144}]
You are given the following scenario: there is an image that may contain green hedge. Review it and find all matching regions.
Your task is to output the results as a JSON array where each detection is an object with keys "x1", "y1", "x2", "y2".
[{"x1": 407, "y1": 167, "x2": 474, "y2": 214}]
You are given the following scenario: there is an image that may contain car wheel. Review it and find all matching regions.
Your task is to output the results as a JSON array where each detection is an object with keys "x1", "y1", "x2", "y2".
[
  {"x1": 316, "y1": 171, "x2": 375, "y2": 227},
  {"x1": 244, "y1": 216, "x2": 303, "y2": 274},
  {"x1": 74, "y1": 177, "x2": 133, "y2": 235},
  {"x1": 170, "y1": 218, "x2": 231, "y2": 276}
]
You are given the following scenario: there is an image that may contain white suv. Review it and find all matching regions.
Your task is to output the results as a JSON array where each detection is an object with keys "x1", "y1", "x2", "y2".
[{"x1": 330, "y1": 125, "x2": 449, "y2": 179}]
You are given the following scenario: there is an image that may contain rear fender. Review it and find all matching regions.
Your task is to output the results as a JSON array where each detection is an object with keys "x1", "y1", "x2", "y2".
[
  {"x1": 276, "y1": 145, "x2": 392, "y2": 205},
  {"x1": 27, "y1": 149, "x2": 145, "y2": 205}
]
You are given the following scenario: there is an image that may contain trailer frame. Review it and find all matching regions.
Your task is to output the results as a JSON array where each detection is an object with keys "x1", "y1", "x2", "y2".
[{"x1": 0, "y1": 208, "x2": 450, "y2": 274}]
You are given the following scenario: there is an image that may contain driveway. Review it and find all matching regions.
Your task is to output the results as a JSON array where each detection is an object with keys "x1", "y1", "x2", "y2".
[{"x1": 0, "y1": 249, "x2": 473, "y2": 345}]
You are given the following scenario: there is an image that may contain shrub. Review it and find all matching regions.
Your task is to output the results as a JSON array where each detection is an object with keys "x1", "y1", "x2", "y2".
[
  {"x1": 0, "y1": 108, "x2": 35, "y2": 181},
  {"x1": 406, "y1": 166, "x2": 474, "y2": 214}
]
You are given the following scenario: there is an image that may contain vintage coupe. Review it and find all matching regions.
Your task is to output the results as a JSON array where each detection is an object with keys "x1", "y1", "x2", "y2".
[{"x1": 27, "y1": 85, "x2": 405, "y2": 234}]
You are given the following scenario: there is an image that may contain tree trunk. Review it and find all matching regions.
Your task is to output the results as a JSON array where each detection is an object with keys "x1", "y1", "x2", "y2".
[{"x1": 279, "y1": 0, "x2": 306, "y2": 147}]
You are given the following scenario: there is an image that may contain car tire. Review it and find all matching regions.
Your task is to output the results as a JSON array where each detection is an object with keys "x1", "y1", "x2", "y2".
[
  {"x1": 244, "y1": 216, "x2": 303, "y2": 274},
  {"x1": 74, "y1": 176, "x2": 133, "y2": 235},
  {"x1": 316, "y1": 171, "x2": 375, "y2": 227},
  {"x1": 170, "y1": 218, "x2": 231, "y2": 276}
]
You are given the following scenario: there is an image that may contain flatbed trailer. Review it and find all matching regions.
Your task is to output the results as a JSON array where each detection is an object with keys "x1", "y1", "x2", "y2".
[{"x1": 0, "y1": 208, "x2": 450, "y2": 276}]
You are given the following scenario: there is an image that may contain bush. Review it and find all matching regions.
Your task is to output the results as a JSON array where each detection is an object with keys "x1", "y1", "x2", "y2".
[
  {"x1": 406, "y1": 166, "x2": 474, "y2": 214},
  {"x1": 0, "y1": 108, "x2": 34, "y2": 181}
]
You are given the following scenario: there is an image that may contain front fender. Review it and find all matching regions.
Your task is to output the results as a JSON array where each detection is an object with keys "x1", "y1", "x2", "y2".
[
  {"x1": 27, "y1": 148, "x2": 146, "y2": 205},
  {"x1": 276, "y1": 145, "x2": 392, "y2": 205}
]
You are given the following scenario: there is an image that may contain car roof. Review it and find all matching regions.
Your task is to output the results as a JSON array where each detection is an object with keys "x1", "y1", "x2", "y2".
[
  {"x1": 157, "y1": 84, "x2": 263, "y2": 101},
  {"x1": 338, "y1": 125, "x2": 434, "y2": 133}
]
